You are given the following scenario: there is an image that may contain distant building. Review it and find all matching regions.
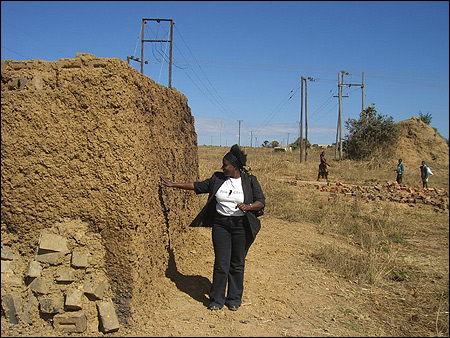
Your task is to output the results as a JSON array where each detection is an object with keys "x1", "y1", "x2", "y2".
[{"x1": 274, "y1": 146, "x2": 292, "y2": 152}]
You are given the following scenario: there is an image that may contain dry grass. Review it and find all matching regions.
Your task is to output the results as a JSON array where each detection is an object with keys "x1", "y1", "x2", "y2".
[
  {"x1": 199, "y1": 145, "x2": 449, "y2": 189},
  {"x1": 198, "y1": 145, "x2": 449, "y2": 336}
]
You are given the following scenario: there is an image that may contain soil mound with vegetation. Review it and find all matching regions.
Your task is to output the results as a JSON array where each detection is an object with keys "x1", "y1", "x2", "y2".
[{"x1": 395, "y1": 116, "x2": 449, "y2": 166}]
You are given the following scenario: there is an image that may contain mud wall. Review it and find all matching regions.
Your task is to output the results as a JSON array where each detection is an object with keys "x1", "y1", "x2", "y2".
[{"x1": 1, "y1": 54, "x2": 200, "y2": 321}]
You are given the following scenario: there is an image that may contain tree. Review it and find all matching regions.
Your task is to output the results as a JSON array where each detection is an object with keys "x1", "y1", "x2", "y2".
[
  {"x1": 270, "y1": 140, "x2": 280, "y2": 148},
  {"x1": 290, "y1": 137, "x2": 311, "y2": 150},
  {"x1": 418, "y1": 111, "x2": 432, "y2": 125},
  {"x1": 345, "y1": 104, "x2": 399, "y2": 160}
]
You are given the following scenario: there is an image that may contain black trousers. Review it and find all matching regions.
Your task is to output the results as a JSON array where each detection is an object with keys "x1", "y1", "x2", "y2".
[{"x1": 209, "y1": 213, "x2": 253, "y2": 308}]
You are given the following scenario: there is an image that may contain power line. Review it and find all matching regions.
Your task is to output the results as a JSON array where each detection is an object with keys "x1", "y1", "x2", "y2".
[
  {"x1": 174, "y1": 25, "x2": 238, "y2": 120},
  {"x1": 1, "y1": 45, "x2": 30, "y2": 59},
  {"x1": 2, "y1": 20, "x2": 71, "y2": 59},
  {"x1": 309, "y1": 102, "x2": 338, "y2": 124},
  {"x1": 242, "y1": 81, "x2": 301, "y2": 146},
  {"x1": 146, "y1": 24, "x2": 238, "y2": 121}
]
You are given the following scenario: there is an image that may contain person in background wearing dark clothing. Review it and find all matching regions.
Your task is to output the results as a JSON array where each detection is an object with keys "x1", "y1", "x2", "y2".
[
  {"x1": 317, "y1": 151, "x2": 330, "y2": 181},
  {"x1": 395, "y1": 158, "x2": 404, "y2": 185},
  {"x1": 420, "y1": 160, "x2": 430, "y2": 188},
  {"x1": 161, "y1": 145, "x2": 265, "y2": 312}
]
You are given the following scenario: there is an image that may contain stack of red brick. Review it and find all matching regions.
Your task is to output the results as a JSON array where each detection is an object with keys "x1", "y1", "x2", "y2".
[{"x1": 317, "y1": 181, "x2": 449, "y2": 211}]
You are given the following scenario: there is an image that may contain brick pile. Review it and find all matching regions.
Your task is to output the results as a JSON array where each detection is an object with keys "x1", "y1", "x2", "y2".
[
  {"x1": 1, "y1": 219, "x2": 119, "y2": 334},
  {"x1": 317, "y1": 181, "x2": 449, "y2": 211}
]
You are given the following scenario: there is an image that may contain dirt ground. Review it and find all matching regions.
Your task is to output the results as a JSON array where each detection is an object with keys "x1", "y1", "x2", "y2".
[
  {"x1": 2, "y1": 178, "x2": 448, "y2": 337},
  {"x1": 105, "y1": 184, "x2": 449, "y2": 337},
  {"x1": 130, "y1": 219, "x2": 384, "y2": 337},
  {"x1": 123, "y1": 219, "x2": 367, "y2": 337}
]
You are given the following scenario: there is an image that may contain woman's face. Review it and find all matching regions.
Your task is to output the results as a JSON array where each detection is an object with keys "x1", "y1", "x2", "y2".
[{"x1": 222, "y1": 158, "x2": 237, "y2": 177}]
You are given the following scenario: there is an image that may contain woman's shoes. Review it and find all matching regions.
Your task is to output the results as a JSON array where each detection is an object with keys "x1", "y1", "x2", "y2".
[
  {"x1": 227, "y1": 304, "x2": 239, "y2": 311},
  {"x1": 208, "y1": 303, "x2": 221, "y2": 310},
  {"x1": 208, "y1": 302, "x2": 240, "y2": 311}
]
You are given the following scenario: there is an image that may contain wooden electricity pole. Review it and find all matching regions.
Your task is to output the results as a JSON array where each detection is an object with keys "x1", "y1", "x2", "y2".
[
  {"x1": 305, "y1": 77, "x2": 315, "y2": 162},
  {"x1": 300, "y1": 76, "x2": 314, "y2": 162},
  {"x1": 305, "y1": 78, "x2": 308, "y2": 162},
  {"x1": 141, "y1": 18, "x2": 174, "y2": 88},
  {"x1": 300, "y1": 77, "x2": 304, "y2": 163},
  {"x1": 339, "y1": 71, "x2": 345, "y2": 160},
  {"x1": 335, "y1": 71, "x2": 365, "y2": 160},
  {"x1": 362, "y1": 71, "x2": 365, "y2": 115},
  {"x1": 238, "y1": 120, "x2": 243, "y2": 146}
]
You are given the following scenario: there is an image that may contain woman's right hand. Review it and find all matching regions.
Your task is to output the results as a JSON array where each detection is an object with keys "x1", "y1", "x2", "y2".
[
  {"x1": 160, "y1": 175, "x2": 173, "y2": 187},
  {"x1": 160, "y1": 176, "x2": 195, "y2": 190}
]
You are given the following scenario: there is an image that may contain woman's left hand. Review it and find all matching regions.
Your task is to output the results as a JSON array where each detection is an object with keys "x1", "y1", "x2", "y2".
[{"x1": 236, "y1": 203, "x2": 252, "y2": 212}]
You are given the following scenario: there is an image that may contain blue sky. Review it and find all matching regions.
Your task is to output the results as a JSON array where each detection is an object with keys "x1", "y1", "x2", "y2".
[{"x1": 2, "y1": 1, "x2": 449, "y2": 147}]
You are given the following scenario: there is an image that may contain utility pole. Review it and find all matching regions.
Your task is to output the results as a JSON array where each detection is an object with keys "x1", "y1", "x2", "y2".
[
  {"x1": 339, "y1": 71, "x2": 345, "y2": 160},
  {"x1": 305, "y1": 77, "x2": 315, "y2": 162},
  {"x1": 335, "y1": 71, "x2": 346, "y2": 160},
  {"x1": 300, "y1": 76, "x2": 315, "y2": 162},
  {"x1": 140, "y1": 18, "x2": 174, "y2": 88},
  {"x1": 334, "y1": 71, "x2": 365, "y2": 160},
  {"x1": 361, "y1": 71, "x2": 365, "y2": 117},
  {"x1": 300, "y1": 77, "x2": 304, "y2": 163},
  {"x1": 250, "y1": 131, "x2": 253, "y2": 147},
  {"x1": 218, "y1": 122, "x2": 224, "y2": 147},
  {"x1": 238, "y1": 120, "x2": 243, "y2": 146},
  {"x1": 305, "y1": 79, "x2": 308, "y2": 161}
]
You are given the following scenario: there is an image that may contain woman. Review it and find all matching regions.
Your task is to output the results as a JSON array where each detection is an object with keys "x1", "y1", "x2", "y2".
[
  {"x1": 395, "y1": 158, "x2": 404, "y2": 185},
  {"x1": 160, "y1": 145, "x2": 265, "y2": 311},
  {"x1": 420, "y1": 160, "x2": 430, "y2": 188},
  {"x1": 317, "y1": 151, "x2": 329, "y2": 181}
]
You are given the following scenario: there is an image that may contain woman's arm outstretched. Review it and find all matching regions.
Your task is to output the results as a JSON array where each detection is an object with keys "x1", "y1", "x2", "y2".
[{"x1": 160, "y1": 175, "x2": 195, "y2": 190}]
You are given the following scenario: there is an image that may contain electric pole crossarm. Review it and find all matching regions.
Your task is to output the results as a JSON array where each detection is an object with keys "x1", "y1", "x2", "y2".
[
  {"x1": 341, "y1": 83, "x2": 363, "y2": 87},
  {"x1": 143, "y1": 18, "x2": 172, "y2": 22},
  {"x1": 143, "y1": 39, "x2": 171, "y2": 43}
]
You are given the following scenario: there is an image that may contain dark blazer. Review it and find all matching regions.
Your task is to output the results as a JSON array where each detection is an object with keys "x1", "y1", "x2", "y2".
[{"x1": 190, "y1": 171, "x2": 266, "y2": 239}]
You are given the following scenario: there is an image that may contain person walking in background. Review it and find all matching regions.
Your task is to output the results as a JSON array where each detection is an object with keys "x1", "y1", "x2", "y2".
[
  {"x1": 420, "y1": 160, "x2": 432, "y2": 188},
  {"x1": 161, "y1": 144, "x2": 265, "y2": 312},
  {"x1": 395, "y1": 158, "x2": 404, "y2": 185},
  {"x1": 317, "y1": 151, "x2": 330, "y2": 181}
]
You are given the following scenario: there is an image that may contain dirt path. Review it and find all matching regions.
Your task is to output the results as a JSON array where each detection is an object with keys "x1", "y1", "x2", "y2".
[
  {"x1": 112, "y1": 213, "x2": 396, "y2": 337},
  {"x1": 115, "y1": 218, "x2": 362, "y2": 337}
]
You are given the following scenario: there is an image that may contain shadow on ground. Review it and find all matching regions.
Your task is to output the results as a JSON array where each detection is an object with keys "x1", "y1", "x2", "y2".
[{"x1": 165, "y1": 248, "x2": 211, "y2": 307}]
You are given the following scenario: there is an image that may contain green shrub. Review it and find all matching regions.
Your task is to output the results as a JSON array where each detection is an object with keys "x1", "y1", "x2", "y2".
[{"x1": 345, "y1": 104, "x2": 400, "y2": 160}]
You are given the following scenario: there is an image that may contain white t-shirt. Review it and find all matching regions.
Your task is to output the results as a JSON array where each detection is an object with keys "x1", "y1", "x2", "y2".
[{"x1": 215, "y1": 177, "x2": 245, "y2": 216}]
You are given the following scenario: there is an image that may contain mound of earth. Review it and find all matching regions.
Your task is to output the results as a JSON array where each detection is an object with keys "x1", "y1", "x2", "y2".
[{"x1": 395, "y1": 116, "x2": 449, "y2": 166}]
